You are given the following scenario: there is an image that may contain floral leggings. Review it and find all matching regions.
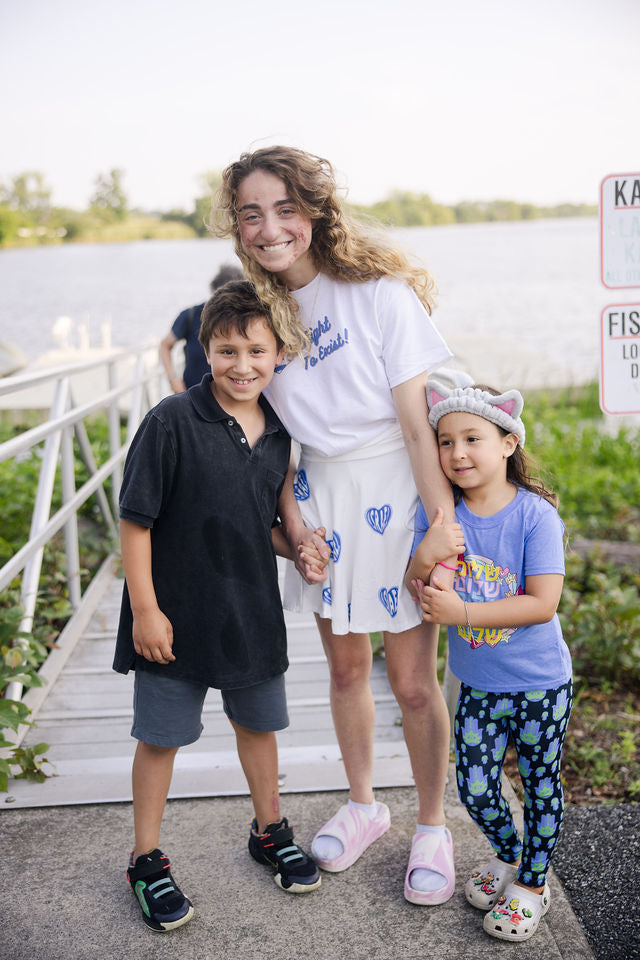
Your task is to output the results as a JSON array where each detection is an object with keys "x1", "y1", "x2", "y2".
[{"x1": 454, "y1": 678, "x2": 573, "y2": 887}]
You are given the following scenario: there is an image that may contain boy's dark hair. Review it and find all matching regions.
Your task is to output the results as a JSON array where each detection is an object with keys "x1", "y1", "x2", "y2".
[{"x1": 198, "y1": 280, "x2": 283, "y2": 351}]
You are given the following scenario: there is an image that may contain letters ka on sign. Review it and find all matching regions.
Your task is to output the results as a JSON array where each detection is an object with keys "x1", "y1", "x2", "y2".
[{"x1": 600, "y1": 174, "x2": 640, "y2": 289}]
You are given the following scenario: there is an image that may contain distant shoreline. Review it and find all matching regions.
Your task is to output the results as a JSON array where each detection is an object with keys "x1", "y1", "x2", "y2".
[{"x1": 0, "y1": 207, "x2": 598, "y2": 251}]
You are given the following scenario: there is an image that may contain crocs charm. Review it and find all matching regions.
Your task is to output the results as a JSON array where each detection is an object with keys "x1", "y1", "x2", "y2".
[
  {"x1": 365, "y1": 505, "x2": 392, "y2": 535},
  {"x1": 470, "y1": 869, "x2": 498, "y2": 894},
  {"x1": 327, "y1": 530, "x2": 341, "y2": 563},
  {"x1": 293, "y1": 469, "x2": 310, "y2": 501},
  {"x1": 378, "y1": 586, "x2": 398, "y2": 617},
  {"x1": 480, "y1": 873, "x2": 497, "y2": 895},
  {"x1": 322, "y1": 587, "x2": 332, "y2": 605}
]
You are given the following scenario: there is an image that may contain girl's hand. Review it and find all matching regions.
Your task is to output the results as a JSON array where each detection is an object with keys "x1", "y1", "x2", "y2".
[
  {"x1": 423, "y1": 507, "x2": 465, "y2": 565},
  {"x1": 132, "y1": 607, "x2": 176, "y2": 664},
  {"x1": 420, "y1": 583, "x2": 465, "y2": 625},
  {"x1": 410, "y1": 577, "x2": 425, "y2": 602}
]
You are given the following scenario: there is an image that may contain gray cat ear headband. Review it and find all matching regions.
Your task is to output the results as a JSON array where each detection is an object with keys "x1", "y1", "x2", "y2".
[{"x1": 426, "y1": 380, "x2": 526, "y2": 447}]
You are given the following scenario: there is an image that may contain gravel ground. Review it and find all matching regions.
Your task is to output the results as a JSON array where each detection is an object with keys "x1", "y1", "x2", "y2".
[{"x1": 553, "y1": 803, "x2": 640, "y2": 960}]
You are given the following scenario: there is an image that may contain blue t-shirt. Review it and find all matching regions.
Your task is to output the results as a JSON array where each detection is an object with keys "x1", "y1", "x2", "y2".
[
  {"x1": 171, "y1": 302, "x2": 210, "y2": 388},
  {"x1": 412, "y1": 487, "x2": 572, "y2": 692}
]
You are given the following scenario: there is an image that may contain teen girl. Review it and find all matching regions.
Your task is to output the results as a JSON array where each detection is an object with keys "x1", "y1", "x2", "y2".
[
  {"x1": 213, "y1": 146, "x2": 459, "y2": 904},
  {"x1": 407, "y1": 381, "x2": 572, "y2": 942}
]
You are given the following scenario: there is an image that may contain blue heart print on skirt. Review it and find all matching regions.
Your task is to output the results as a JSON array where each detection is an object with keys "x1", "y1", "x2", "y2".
[
  {"x1": 293, "y1": 469, "x2": 310, "y2": 501},
  {"x1": 378, "y1": 586, "x2": 398, "y2": 617},
  {"x1": 327, "y1": 530, "x2": 341, "y2": 563},
  {"x1": 365, "y1": 504, "x2": 392, "y2": 535},
  {"x1": 322, "y1": 587, "x2": 332, "y2": 605}
]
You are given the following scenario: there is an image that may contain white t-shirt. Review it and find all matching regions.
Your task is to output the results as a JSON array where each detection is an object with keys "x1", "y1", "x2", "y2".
[{"x1": 263, "y1": 273, "x2": 452, "y2": 457}]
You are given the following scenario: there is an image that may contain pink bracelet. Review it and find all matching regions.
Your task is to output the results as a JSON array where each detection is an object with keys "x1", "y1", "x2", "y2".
[{"x1": 437, "y1": 561, "x2": 457, "y2": 571}]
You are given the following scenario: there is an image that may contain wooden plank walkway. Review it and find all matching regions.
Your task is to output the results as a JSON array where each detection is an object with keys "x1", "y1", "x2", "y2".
[{"x1": 5, "y1": 561, "x2": 412, "y2": 807}]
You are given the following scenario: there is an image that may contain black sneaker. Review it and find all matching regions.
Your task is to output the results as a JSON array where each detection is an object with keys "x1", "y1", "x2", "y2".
[
  {"x1": 249, "y1": 817, "x2": 321, "y2": 893},
  {"x1": 126, "y1": 848, "x2": 194, "y2": 931}
]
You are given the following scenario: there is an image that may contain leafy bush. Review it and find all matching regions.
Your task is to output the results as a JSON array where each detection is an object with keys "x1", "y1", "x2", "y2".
[
  {"x1": 558, "y1": 552, "x2": 640, "y2": 688},
  {"x1": 523, "y1": 383, "x2": 640, "y2": 542},
  {"x1": 0, "y1": 603, "x2": 51, "y2": 790}
]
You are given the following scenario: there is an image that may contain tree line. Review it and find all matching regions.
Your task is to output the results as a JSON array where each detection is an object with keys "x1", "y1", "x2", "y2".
[{"x1": 0, "y1": 169, "x2": 597, "y2": 248}]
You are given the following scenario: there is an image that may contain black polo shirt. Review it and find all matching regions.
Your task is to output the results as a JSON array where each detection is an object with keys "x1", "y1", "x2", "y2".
[{"x1": 113, "y1": 375, "x2": 291, "y2": 689}]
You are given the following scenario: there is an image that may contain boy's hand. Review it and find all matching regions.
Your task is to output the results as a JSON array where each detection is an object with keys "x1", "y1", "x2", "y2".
[
  {"x1": 132, "y1": 607, "x2": 176, "y2": 664},
  {"x1": 297, "y1": 526, "x2": 330, "y2": 583},
  {"x1": 420, "y1": 582, "x2": 465, "y2": 625}
]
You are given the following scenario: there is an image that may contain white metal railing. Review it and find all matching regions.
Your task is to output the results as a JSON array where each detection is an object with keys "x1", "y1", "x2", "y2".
[{"x1": 0, "y1": 344, "x2": 169, "y2": 702}]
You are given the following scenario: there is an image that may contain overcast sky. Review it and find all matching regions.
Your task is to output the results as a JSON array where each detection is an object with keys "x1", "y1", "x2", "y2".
[{"x1": 2, "y1": 0, "x2": 638, "y2": 212}]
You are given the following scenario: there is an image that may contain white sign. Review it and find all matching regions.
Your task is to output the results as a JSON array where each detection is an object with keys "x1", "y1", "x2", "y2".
[
  {"x1": 600, "y1": 304, "x2": 640, "y2": 414},
  {"x1": 600, "y1": 173, "x2": 640, "y2": 289}
]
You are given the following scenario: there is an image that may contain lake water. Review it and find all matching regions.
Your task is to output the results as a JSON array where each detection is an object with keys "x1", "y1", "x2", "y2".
[{"x1": 0, "y1": 218, "x2": 617, "y2": 389}]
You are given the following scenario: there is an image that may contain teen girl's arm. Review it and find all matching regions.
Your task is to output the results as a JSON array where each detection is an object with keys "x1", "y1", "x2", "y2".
[
  {"x1": 120, "y1": 518, "x2": 175, "y2": 664},
  {"x1": 404, "y1": 507, "x2": 465, "y2": 597},
  {"x1": 277, "y1": 457, "x2": 331, "y2": 583},
  {"x1": 420, "y1": 574, "x2": 564, "y2": 628},
  {"x1": 392, "y1": 372, "x2": 457, "y2": 588}
]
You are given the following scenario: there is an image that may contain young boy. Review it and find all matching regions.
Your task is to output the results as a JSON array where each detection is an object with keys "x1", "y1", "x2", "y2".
[{"x1": 113, "y1": 281, "x2": 323, "y2": 932}]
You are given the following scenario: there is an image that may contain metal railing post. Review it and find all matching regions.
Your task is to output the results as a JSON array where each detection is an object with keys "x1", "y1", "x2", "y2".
[
  {"x1": 61, "y1": 422, "x2": 82, "y2": 610},
  {"x1": 107, "y1": 358, "x2": 121, "y2": 515}
]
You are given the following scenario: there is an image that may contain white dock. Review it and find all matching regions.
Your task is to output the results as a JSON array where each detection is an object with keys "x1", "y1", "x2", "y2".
[{"x1": 4, "y1": 561, "x2": 412, "y2": 808}]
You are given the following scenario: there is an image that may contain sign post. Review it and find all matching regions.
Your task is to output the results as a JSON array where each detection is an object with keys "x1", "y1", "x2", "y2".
[{"x1": 600, "y1": 173, "x2": 640, "y2": 415}]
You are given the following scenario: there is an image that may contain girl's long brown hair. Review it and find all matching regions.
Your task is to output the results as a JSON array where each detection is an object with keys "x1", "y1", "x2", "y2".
[{"x1": 211, "y1": 145, "x2": 437, "y2": 355}]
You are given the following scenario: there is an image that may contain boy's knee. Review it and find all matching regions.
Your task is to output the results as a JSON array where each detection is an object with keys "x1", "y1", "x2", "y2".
[{"x1": 138, "y1": 740, "x2": 179, "y2": 757}]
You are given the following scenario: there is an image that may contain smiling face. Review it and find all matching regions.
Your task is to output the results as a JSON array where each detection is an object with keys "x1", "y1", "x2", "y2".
[
  {"x1": 235, "y1": 169, "x2": 315, "y2": 290},
  {"x1": 206, "y1": 316, "x2": 284, "y2": 416},
  {"x1": 437, "y1": 411, "x2": 518, "y2": 495}
]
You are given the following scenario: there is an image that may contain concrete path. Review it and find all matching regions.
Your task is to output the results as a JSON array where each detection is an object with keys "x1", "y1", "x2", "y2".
[
  {"x1": 0, "y1": 779, "x2": 595, "y2": 960},
  {"x1": 0, "y1": 563, "x2": 595, "y2": 959}
]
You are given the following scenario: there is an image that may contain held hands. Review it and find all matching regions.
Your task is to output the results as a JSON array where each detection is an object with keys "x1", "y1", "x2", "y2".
[
  {"x1": 419, "y1": 582, "x2": 466, "y2": 625},
  {"x1": 297, "y1": 526, "x2": 331, "y2": 584},
  {"x1": 132, "y1": 606, "x2": 176, "y2": 664}
]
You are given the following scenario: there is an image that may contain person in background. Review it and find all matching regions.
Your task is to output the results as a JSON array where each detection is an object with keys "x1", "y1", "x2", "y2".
[{"x1": 159, "y1": 263, "x2": 243, "y2": 392}]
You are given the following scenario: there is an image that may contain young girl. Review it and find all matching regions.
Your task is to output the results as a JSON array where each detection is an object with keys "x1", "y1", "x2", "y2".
[
  {"x1": 213, "y1": 146, "x2": 457, "y2": 904},
  {"x1": 406, "y1": 381, "x2": 572, "y2": 942}
]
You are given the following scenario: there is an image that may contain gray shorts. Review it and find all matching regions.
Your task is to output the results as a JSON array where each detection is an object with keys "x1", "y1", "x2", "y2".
[{"x1": 131, "y1": 669, "x2": 289, "y2": 748}]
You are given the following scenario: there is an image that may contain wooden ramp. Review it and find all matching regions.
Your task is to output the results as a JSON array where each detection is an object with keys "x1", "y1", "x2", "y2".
[{"x1": 4, "y1": 561, "x2": 412, "y2": 807}]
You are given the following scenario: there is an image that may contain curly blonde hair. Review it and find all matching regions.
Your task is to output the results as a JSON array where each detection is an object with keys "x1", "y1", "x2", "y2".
[{"x1": 210, "y1": 145, "x2": 437, "y2": 355}]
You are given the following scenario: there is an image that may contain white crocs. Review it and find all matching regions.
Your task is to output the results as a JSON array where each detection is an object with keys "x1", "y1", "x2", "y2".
[
  {"x1": 464, "y1": 856, "x2": 519, "y2": 910},
  {"x1": 483, "y1": 881, "x2": 551, "y2": 942}
]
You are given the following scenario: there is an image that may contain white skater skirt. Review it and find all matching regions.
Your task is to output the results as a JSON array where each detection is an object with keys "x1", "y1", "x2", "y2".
[{"x1": 283, "y1": 425, "x2": 423, "y2": 636}]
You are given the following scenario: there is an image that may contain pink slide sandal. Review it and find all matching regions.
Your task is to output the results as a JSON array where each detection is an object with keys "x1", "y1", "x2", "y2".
[
  {"x1": 311, "y1": 802, "x2": 391, "y2": 872},
  {"x1": 404, "y1": 828, "x2": 455, "y2": 905}
]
